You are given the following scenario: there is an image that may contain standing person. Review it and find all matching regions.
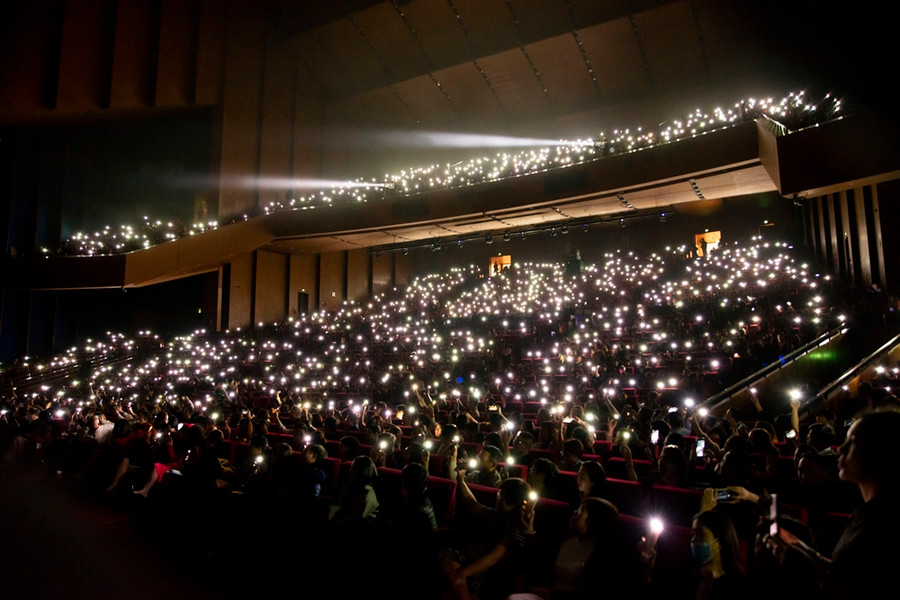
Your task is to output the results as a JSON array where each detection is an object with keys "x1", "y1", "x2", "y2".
[{"x1": 762, "y1": 409, "x2": 900, "y2": 598}]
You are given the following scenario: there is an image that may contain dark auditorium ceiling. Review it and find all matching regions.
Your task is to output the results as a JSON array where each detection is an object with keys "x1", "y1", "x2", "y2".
[
  {"x1": 254, "y1": 0, "x2": 887, "y2": 255},
  {"x1": 265, "y1": 0, "x2": 876, "y2": 142}
]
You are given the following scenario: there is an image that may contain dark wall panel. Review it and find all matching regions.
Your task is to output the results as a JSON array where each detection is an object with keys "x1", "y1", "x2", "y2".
[
  {"x1": 109, "y1": 0, "x2": 161, "y2": 108},
  {"x1": 156, "y1": 0, "x2": 200, "y2": 106},
  {"x1": 57, "y1": 0, "x2": 117, "y2": 109}
]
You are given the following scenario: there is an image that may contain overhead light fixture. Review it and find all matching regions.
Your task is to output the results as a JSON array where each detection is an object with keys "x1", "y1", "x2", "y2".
[
  {"x1": 551, "y1": 227, "x2": 557, "y2": 237},
  {"x1": 457, "y1": 239, "x2": 464, "y2": 248},
  {"x1": 561, "y1": 225, "x2": 568, "y2": 235},
  {"x1": 402, "y1": 247, "x2": 408, "y2": 255},
  {"x1": 659, "y1": 212, "x2": 667, "y2": 223},
  {"x1": 486, "y1": 234, "x2": 493, "y2": 244},
  {"x1": 432, "y1": 241, "x2": 441, "y2": 251},
  {"x1": 503, "y1": 232, "x2": 511, "y2": 242},
  {"x1": 619, "y1": 218, "x2": 626, "y2": 228},
  {"x1": 520, "y1": 231, "x2": 526, "y2": 240},
  {"x1": 582, "y1": 223, "x2": 589, "y2": 233},
  {"x1": 689, "y1": 178, "x2": 705, "y2": 200}
]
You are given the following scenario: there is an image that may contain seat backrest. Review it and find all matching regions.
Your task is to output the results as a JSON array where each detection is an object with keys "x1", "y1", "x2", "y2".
[
  {"x1": 321, "y1": 456, "x2": 342, "y2": 498},
  {"x1": 555, "y1": 470, "x2": 582, "y2": 507},
  {"x1": 501, "y1": 462, "x2": 528, "y2": 482},
  {"x1": 529, "y1": 446, "x2": 561, "y2": 464},
  {"x1": 604, "y1": 456, "x2": 653, "y2": 479},
  {"x1": 648, "y1": 484, "x2": 704, "y2": 528},
  {"x1": 464, "y1": 482, "x2": 500, "y2": 507},
  {"x1": 375, "y1": 467, "x2": 406, "y2": 522},
  {"x1": 427, "y1": 476, "x2": 457, "y2": 528},
  {"x1": 601, "y1": 477, "x2": 644, "y2": 516}
]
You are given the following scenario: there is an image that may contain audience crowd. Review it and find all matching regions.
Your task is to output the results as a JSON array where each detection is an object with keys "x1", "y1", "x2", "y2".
[
  {"x1": 2, "y1": 233, "x2": 898, "y2": 600},
  {"x1": 31, "y1": 90, "x2": 841, "y2": 258}
]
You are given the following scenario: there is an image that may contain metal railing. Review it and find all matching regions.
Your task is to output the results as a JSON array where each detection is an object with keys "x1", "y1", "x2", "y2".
[{"x1": 704, "y1": 324, "x2": 848, "y2": 412}]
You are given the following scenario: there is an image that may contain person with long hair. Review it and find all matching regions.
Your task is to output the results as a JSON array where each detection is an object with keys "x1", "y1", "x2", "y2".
[{"x1": 691, "y1": 509, "x2": 748, "y2": 599}]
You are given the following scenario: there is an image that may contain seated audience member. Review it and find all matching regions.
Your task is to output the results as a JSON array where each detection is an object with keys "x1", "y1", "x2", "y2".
[
  {"x1": 514, "y1": 497, "x2": 658, "y2": 600},
  {"x1": 558, "y1": 438, "x2": 584, "y2": 473},
  {"x1": 338, "y1": 435, "x2": 363, "y2": 461},
  {"x1": 439, "y1": 475, "x2": 535, "y2": 600},
  {"x1": 691, "y1": 508, "x2": 750, "y2": 599},
  {"x1": 575, "y1": 460, "x2": 608, "y2": 505},
  {"x1": 509, "y1": 430, "x2": 536, "y2": 468},
  {"x1": 330, "y1": 455, "x2": 379, "y2": 525},
  {"x1": 453, "y1": 444, "x2": 507, "y2": 488},
  {"x1": 394, "y1": 462, "x2": 438, "y2": 545},
  {"x1": 762, "y1": 409, "x2": 900, "y2": 598},
  {"x1": 529, "y1": 457, "x2": 568, "y2": 503}
]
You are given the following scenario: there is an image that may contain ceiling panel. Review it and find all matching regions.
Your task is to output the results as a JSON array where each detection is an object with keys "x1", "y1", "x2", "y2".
[
  {"x1": 334, "y1": 87, "x2": 420, "y2": 130},
  {"x1": 288, "y1": 34, "x2": 344, "y2": 99},
  {"x1": 577, "y1": 19, "x2": 653, "y2": 106},
  {"x1": 401, "y1": 0, "x2": 473, "y2": 71},
  {"x1": 506, "y1": 0, "x2": 571, "y2": 42},
  {"x1": 355, "y1": 3, "x2": 430, "y2": 83},
  {"x1": 527, "y1": 34, "x2": 597, "y2": 115},
  {"x1": 694, "y1": 1, "x2": 782, "y2": 94},
  {"x1": 634, "y1": 2, "x2": 707, "y2": 93},
  {"x1": 432, "y1": 61, "x2": 507, "y2": 130},
  {"x1": 478, "y1": 48, "x2": 550, "y2": 119},
  {"x1": 392, "y1": 75, "x2": 459, "y2": 129},
  {"x1": 451, "y1": 0, "x2": 521, "y2": 58},
  {"x1": 305, "y1": 19, "x2": 386, "y2": 98}
]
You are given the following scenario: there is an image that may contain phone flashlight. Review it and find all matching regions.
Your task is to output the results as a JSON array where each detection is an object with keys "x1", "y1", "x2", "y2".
[{"x1": 769, "y1": 493, "x2": 780, "y2": 536}]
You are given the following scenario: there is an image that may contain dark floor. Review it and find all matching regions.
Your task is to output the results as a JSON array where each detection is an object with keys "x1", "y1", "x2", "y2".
[
  {"x1": 0, "y1": 455, "x2": 230, "y2": 600},
  {"x1": 0, "y1": 449, "x2": 430, "y2": 600}
]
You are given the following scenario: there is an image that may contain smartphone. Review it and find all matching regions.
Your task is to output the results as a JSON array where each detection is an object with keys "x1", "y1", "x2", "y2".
[
  {"x1": 716, "y1": 489, "x2": 735, "y2": 502},
  {"x1": 651, "y1": 429, "x2": 660, "y2": 444},
  {"x1": 785, "y1": 429, "x2": 796, "y2": 440},
  {"x1": 695, "y1": 439, "x2": 706, "y2": 458},
  {"x1": 769, "y1": 493, "x2": 779, "y2": 537}
]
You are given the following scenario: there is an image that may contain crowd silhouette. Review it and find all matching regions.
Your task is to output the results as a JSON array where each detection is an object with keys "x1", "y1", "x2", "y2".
[{"x1": 2, "y1": 233, "x2": 898, "y2": 600}]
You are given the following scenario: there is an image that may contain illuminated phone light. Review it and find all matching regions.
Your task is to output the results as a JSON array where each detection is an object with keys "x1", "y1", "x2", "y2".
[{"x1": 649, "y1": 517, "x2": 664, "y2": 535}]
